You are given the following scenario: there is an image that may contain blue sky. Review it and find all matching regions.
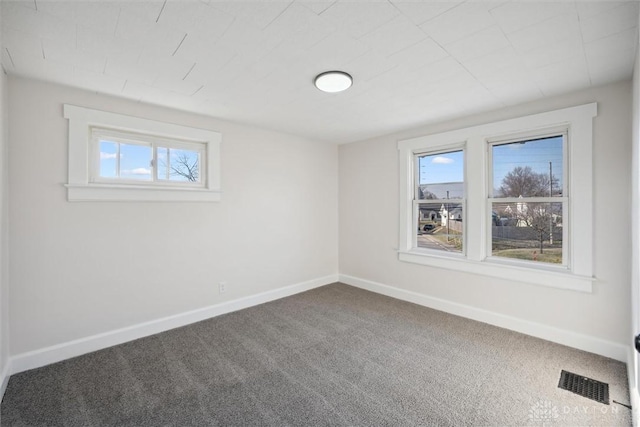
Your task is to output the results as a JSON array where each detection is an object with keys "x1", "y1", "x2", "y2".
[
  {"x1": 419, "y1": 150, "x2": 464, "y2": 185},
  {"x1": 492, "y1": 136, "x2": 563, "y2": 193},
  {"x1": 419, "y1": 136, "x2": 563, "y2": 194},
  {"x1": 100, "y1": 140, "x2": 198, "y2": 181}
]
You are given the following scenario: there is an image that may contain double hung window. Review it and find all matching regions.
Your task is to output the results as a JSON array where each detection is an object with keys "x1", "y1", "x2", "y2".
[
  {"x1": 398, "y1": 103, "x2": 596, "y2": 292},
  {"x1": 488, "y1": 133, "x2": 567, "y2": 266},
  {"x1": 414, "y1": 149, "x2": 465, "y2": 254}
]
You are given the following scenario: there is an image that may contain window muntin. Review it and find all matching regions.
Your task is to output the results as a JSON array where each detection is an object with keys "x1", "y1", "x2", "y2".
[
  {"x1": 488, "y1": 134, "x2": 567, "y2": 266},
  {"x1": 91, "y1": 128, "x2": 205, "y2": 187},
  {"x1": 414, "y1": 149, "x2": 465, "y2": 254}
]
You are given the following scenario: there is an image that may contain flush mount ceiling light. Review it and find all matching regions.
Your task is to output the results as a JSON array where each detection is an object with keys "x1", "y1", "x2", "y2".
[{"x1": 314, "y1": 71, "x2": 353, "y2": 93}]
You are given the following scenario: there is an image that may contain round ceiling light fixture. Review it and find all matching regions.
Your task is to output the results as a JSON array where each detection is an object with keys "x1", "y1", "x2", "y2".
[{"x1": 314, "y1": 71, "x2": 353, "y2": 93}]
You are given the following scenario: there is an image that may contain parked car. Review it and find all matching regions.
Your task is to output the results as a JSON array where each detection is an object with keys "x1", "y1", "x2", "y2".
[
  {"x1": 418, "y1": 220, "x2": 436, "y2": 232},
  {"x1": 492, "y1": 211, "x2": 500, "y2": 226}
]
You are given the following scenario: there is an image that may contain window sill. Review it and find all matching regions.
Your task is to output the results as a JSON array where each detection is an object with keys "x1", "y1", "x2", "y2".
[
  {"x1": 398, "y1": 250, "x2": 593, "y2": 293},
  {"x1": 65, "y1": 184, "x2": 222, "y2": 202}
]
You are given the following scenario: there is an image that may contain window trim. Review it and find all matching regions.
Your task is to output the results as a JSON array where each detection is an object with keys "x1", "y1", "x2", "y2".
[
  {"x1": 397, "y1": 103, "x2": 596, "y2": 293},
  {"x1": 64, "y1": 104, "x2": 222, "y2": 202}
]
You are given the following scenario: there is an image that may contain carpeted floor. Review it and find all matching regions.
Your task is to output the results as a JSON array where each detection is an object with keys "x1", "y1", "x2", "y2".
[{"x1": 1, "y1": 283, "x2": 632, "y2": 426}]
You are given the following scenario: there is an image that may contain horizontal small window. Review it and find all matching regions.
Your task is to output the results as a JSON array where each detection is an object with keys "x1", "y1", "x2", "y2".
[
  {"x1": 64, "y1": 104, "x2": 222, "y2": 202},
  {"x1": 92, "y1": 128, "x2": 206, "y2": 188}
]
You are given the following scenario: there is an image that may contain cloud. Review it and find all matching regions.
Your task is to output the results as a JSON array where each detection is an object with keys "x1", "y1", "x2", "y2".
[
  {"x1": 100, "y1": 152, "x2": 118, "y2": 160},
  {"x1": 432, "y1": 156, "x2": 454, "y2": 164},
  {"x1": 130, "y1": 168, "x2": 151, "y2": 175}
]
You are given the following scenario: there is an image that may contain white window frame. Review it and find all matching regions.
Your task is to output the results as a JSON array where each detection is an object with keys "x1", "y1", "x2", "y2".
[
  {"x1": 90, "y1": 128, "x2": 207, "y2": 187},
  {"x1": 412, "y1": 145, "x2": 467, "y2": 258},
  {"x1": 487, "y1": 130, "x2": 569, "y2": 268},
  {"x1": 64, "y1": 104, "x2": 222, "y2": 202},
  {"x1": 398, "y1": 103, "x2": 596, "y2": 292}
]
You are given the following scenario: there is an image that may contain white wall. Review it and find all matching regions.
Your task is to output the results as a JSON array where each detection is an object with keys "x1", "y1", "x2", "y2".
[
  {"x1": 340, "y1": 81, "x2": 632, "y2": 351},
  {"x1": 630, "y1": 24, "x2": 640, "y2": 420},
  {"x1": 8, "y1": 76, "x2": 338, "y2": 356},
  {"x1": 0, "y1": 1, "x2": 10, "y2": 390}
]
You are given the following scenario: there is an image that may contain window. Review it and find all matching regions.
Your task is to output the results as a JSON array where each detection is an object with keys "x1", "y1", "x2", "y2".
[
  {"x1": 64, "y1": 105, "x2": 221, "y2": 202},
  {"x1": 415, "y1": 149, "x2": 465, "y2": 254},
  {"x1": 489, "y1": 133, "x2": 567, "y2": 266},
  {"x1": 398, "y1": 103, "x2": 596, "y2": 292},
  {"x1": 92, "y1": 128, "x2": 205, "y2": 186}
]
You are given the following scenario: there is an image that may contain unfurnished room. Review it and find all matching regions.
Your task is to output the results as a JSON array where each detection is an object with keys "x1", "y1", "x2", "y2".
[{"x1": 0, "y1": 0, "x2": 639, "y2": 425}]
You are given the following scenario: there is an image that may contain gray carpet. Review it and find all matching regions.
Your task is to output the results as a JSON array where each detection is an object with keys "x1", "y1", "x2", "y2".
[{"x1": 1, "y1": 283, "x2": 632, "y2": 426}]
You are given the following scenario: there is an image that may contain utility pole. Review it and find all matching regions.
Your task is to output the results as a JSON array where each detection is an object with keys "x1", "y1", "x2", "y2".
[
  {"x1": 549, "y1": 161, "x2": 553, "y2": 245},
  {"x1": 446, "y1": 190, "x2": 450, "y2": 242}
]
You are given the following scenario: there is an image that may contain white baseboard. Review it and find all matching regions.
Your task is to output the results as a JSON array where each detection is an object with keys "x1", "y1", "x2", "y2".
[
  {"x1": 10, "y1": 275, "x2": 338, "y2": 375},
  {"x1": 628, "y1": 347, "x2": 639, "y2": 425},
  {"x1": 340, "y1": 274, "x2": 629, "y2": 362},
  {"x1": 0, "y1": 360, "x2": 9, "y2": 403}
]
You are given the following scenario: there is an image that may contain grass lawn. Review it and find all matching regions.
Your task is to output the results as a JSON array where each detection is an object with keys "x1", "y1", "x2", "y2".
[
  {"x1": 431, "y1": 227, "x2": 462, "y2": 250},
  {"x1": 492, "y1": 248, "x2": 562, "y2": 264}
]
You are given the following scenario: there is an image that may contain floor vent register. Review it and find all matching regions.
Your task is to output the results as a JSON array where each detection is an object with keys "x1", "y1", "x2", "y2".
[{"x1": 558, "y1": 370, "x2": 609, "y2": 404}]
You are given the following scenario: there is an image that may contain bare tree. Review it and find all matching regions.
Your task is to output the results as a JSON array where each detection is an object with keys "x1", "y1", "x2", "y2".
[
  {"x1": 498, "y1": 166, "x2": 560, "y2": 254},
  {"x1": 498, "y1": 166, "x2": 558, "y2": 198},
  {"x1": 418, "y1": 186, "x2": 438, "y2": 200},
  {"x1": 159, "y1": 152, "x2": 198, "y2": 182},
  {"x1": 513, "y1": 203, "x2": 554, "y2": 253}
]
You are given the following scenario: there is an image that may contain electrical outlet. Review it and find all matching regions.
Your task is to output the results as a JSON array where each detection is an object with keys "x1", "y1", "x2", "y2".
[{"x1": 219, "y1": 282, "x2": 227, "y2": 293}]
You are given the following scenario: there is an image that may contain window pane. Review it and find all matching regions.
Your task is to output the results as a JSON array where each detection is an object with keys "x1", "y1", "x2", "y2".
[
  {"x1": 417, "y1": 150, "x2": 463, "y2": 200},
  {"x1": 157, "y1": 147, "x2": 169, "y2": 180},
  {"x1": 119, "y1": 143, "x2": 152, "y2": 181},
  {"x1": 492, "y1": 136, "x2": 563, "y2": 198},
  {"x1": 166, "y1": 148, "x2": 200, "y2": 182},
  {"x1": 491, "y1": 202, "x2": 563, "y2": 264},
  {"x1": 417, "y1": 202, "x2": 463, "y2": 253},
  {"x1": 99, "y1": 140, "x2": 117, "y2": 178}
]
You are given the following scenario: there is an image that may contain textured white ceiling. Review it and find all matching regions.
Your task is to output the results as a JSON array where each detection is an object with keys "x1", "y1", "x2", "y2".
[{"x1": 2, "y1": 0, "x2": 638, "y2": 143}]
